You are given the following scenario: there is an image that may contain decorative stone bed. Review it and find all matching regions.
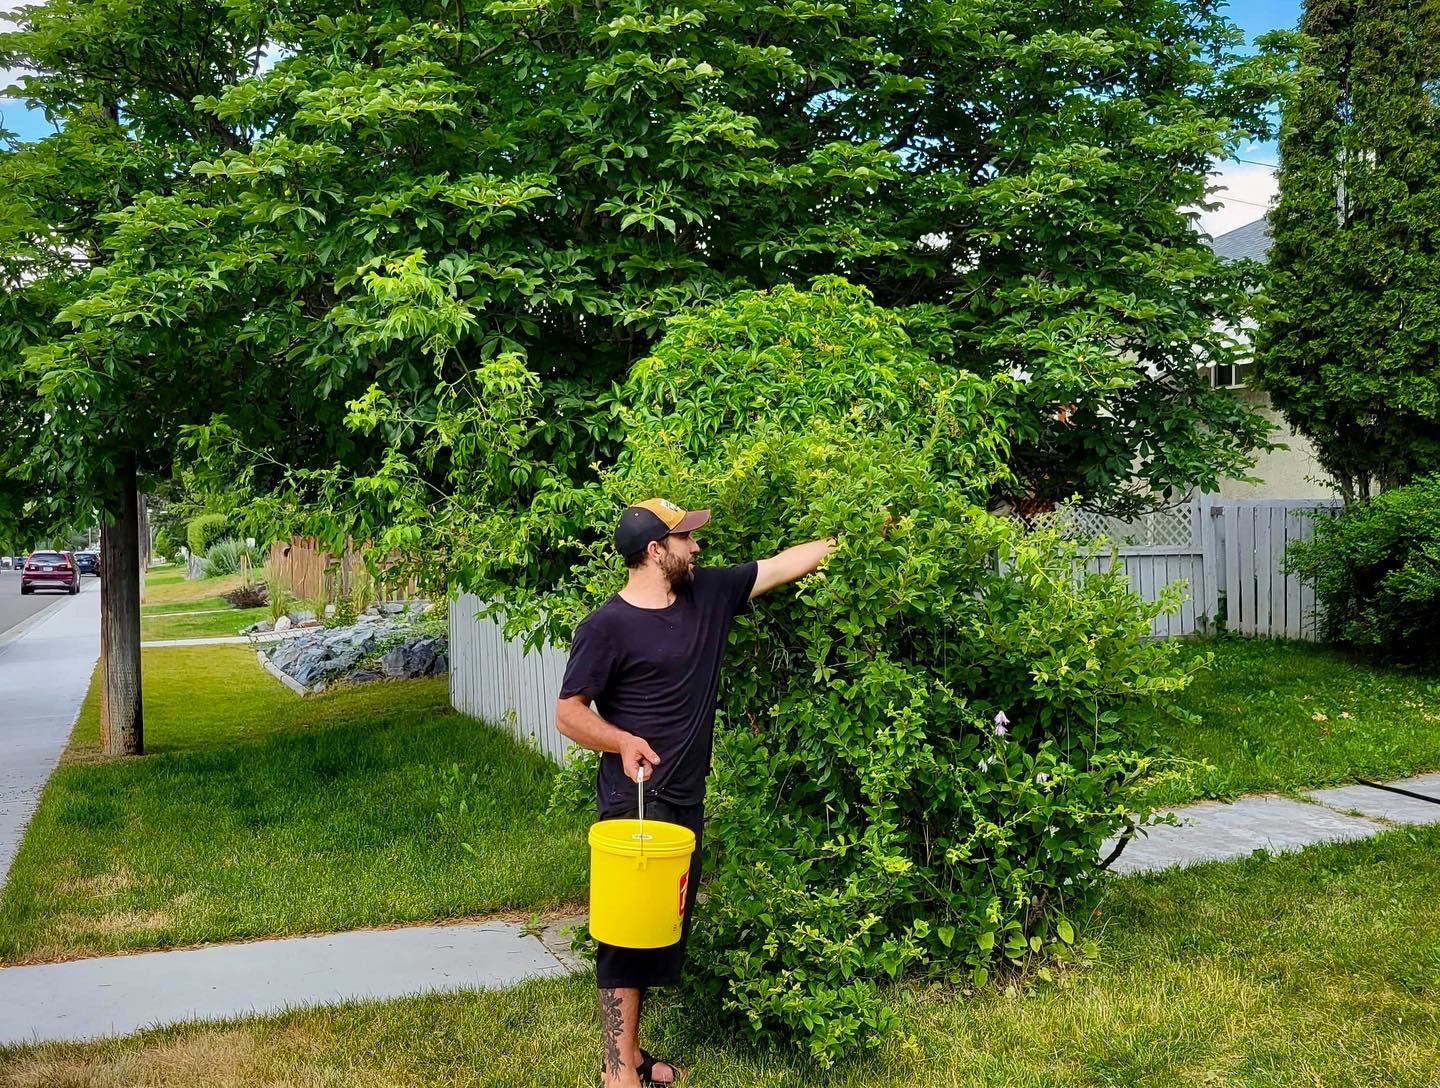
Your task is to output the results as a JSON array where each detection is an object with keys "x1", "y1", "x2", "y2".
[{"x1": 253, "y1": 602, "x2": 448, "y2": 694}]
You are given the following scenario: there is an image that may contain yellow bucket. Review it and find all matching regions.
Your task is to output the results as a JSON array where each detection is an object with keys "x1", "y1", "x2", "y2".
[{"x1": 588, "y1": 818, "x2": 696, "y2": 948}]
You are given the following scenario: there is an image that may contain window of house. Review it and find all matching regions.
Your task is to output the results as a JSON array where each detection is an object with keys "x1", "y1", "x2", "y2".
[{"x1": 1210, "y1": 360, "x2": 1254, "y2": 389}]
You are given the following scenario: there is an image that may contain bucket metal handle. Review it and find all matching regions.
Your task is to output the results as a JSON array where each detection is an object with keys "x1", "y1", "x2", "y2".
[{"x1": 636, "y1": 765, "x2": 647, "y2": 863}]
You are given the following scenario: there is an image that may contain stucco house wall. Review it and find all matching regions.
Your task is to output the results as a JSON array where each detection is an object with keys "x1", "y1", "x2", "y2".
[{"x1": 1206, "y1": 218, "x2": 1341, "y2": 501}]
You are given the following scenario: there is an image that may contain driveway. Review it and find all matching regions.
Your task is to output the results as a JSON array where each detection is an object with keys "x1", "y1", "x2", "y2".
[{"x1": 0, "y1": 578, "x2": 100, "y2": 885}]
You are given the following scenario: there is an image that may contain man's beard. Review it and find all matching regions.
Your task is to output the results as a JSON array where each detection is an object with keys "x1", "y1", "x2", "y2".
[{"x1": 660, "y1": 549, "x2": 694, "y2": 592}]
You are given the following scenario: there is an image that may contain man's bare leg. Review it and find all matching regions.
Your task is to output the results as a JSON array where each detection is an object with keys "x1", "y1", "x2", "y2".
[
  {"x1": 599, "y1": 988, "x2": 682, "y2": 1087},
  {"x1": 600, "y1": 987, "x2": 643, "y2": 1088}
]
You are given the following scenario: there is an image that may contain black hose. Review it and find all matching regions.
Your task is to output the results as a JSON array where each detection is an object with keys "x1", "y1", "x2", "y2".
[{"x1": 1353, "y1": 778, "x2": 1440, "y2": 806}]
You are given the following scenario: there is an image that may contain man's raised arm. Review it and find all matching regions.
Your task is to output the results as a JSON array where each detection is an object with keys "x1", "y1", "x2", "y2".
[{"x1": 750, "y1": 537, "x2": 836, "y2": 599}]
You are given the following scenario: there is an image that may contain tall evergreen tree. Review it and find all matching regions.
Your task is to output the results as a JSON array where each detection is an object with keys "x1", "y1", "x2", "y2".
[{"x1": 1256, "y1": 0, "x2": 1440, "y2": 502}]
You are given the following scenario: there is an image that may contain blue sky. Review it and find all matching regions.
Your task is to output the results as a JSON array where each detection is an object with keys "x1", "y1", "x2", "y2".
[{"x1": 2, "y1": 1, "x2": 1299, "y2": 230}]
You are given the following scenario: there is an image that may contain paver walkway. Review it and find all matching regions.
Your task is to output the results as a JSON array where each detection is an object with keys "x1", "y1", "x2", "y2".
[
  {"x1": 1100, "y1": 771, "x2": 1440, "y2": 873},
  {"x1": 2, "y1": 772, "x2": 1437, "y2": 1048}
]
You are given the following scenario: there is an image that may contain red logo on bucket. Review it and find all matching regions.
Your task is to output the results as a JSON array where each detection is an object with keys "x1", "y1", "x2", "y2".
[{"x1": 677, "y1": 871, "x2": 688, "y2": 923}]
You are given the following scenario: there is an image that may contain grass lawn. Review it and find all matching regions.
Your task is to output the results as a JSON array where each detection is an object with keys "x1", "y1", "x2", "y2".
[
  {"x1": 1145, "y1": 637, "x2": 1440, "y2": 806},
  {"x1": 140, "y1": 568, "x2": 245, "y2": 607},
  {"x1": 4, "y1": 826, "x2": 1436, "y2": 1087},
  {"x1": 0, "y1": 645, "x2": 587, "y2": 965},
  {"x1": 138, "y1": 606, "x2": 267, "y2": 641}
]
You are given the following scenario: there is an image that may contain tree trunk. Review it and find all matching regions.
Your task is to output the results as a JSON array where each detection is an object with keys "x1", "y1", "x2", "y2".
[{"x1": 100, "y1": 455, "x2": 143, "y2": 756}]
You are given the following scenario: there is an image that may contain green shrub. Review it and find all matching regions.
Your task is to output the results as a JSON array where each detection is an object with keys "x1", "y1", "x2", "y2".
[
  {"x1": 200, "y1": 537, "x2": 263, "y2": 577},
  {"x1": 152, "y1": 528, "x2": 175, "y2": 563},
  {"x1": 1286, "y1": 477, "x2": 1440, "y2": 664},
  {"x1": 186, "y1": 513, "x2": 230, "y2": 557},
  {"x1": 496, "y1": 281, "x2": 1195, "y2": 1063}
]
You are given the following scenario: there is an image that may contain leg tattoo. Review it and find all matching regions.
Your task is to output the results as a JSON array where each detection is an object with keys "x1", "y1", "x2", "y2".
[{"x1": 600, "y1": 988, "x2": 624, "y2": 1075}]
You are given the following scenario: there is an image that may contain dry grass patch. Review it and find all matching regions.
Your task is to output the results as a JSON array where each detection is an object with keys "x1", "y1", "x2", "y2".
[
  {"x1": 52, "y1": 866, "x2": 139, "y2": 899},
  {"x1": 140, "y1": 571, "x2": 245, "y2": 608},
  {"x1": 0, "y1": 1028, "x2": 266, "y2": 1088}
]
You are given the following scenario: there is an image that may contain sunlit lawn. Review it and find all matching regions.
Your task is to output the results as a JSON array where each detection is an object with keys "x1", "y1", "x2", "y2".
[
  {"x1": 5, "y1": 826, "x2": 1437, "y2": 1087},
  {"x1": 1144, "y1": 637, "x2": 1440, "y2": 805},
  {"x1": 0, "y1": 645, "x2": 587, "y2": 964}
]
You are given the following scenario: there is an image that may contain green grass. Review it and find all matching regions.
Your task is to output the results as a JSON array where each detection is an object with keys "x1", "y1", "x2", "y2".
[
  {"x1": 1145, "y1": 637, "x2": 1440, "y2": 806},
  {"x1": 5, "y1": 827, "x2": 1437, "y2": 1087},
  {"x1": 138, "y1": 606, "x2": 266, "y2": 641},
  {"x1": 0, "y1": 646, "x2": 587, "y2": 964},
  {"x1": 142, "y1": 595, "x2": 240, "y2": 614},
  {"x1": 140, "y1": 569, "x2": 245, "y2": 606}
]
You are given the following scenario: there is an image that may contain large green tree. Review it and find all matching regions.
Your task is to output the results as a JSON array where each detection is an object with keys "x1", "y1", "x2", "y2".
[
  {"x1": 3, "y1": 0, "x2": 1288, "y2": 751},
  {"x1": 12, "y1": 1, "x2": 1286, "y2": 524},
  {"x1": 1255, "y1": 0, "x2": 1440, "y2": 502},
  {"x1": 0, "y1": 0, "x2": 277, "y2": 753}
]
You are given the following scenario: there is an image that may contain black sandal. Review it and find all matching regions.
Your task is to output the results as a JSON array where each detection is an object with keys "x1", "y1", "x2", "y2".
[{"x1": 637, "y1": 1049, "x2": 682, "y2": 1086}]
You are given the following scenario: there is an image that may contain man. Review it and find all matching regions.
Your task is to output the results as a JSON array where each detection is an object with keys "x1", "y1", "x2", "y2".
[{"x1": 555, "y1": 498, "x2": 835, "y2": 1088}]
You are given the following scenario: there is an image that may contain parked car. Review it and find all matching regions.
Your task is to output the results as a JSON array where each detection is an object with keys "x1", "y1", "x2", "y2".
[
  {"x1": 74, "y1": 551, "x2": 101, "y2": 576},
  {"x1": 20, "y1": 550, "x2": 80, "y2": 595}
]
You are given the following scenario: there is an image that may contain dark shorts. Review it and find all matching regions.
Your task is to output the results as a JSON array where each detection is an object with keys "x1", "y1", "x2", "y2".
[{"x1": 594, "y1": 798, "x2": 704, "y2": 990}]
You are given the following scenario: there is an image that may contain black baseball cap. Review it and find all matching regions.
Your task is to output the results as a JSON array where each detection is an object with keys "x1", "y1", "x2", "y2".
[{"x1": 614, "y1": 498, "x2": 711, "y2": 559}]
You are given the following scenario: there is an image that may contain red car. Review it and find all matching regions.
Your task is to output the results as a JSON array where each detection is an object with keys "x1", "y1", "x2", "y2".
[{"x1": 20, "y1": 550, "x2": 81, "y2": 595}]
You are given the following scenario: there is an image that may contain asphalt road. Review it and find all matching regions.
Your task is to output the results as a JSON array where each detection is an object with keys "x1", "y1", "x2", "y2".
[{"x1": 0, "y1": 571, "x2": 98, "y2": 641}]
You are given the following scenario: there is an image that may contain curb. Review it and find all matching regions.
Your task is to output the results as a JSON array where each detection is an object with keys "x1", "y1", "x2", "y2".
[{"x1": 255, "y1": 650, "x2": 319, "y2": 696}]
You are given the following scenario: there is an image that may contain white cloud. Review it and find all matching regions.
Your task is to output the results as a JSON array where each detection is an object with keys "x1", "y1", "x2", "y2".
[
  {"x1": 1192, "y1": 160, "x2": 1279, "y2": 238},
  {"x1": 1, "y1": 1, "x2": 35, "y2": 93}
]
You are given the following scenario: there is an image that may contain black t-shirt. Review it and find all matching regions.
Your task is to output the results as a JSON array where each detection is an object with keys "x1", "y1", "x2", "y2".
[{"x1": 559, "y1": 562, "x2": 758, "y2": 815}]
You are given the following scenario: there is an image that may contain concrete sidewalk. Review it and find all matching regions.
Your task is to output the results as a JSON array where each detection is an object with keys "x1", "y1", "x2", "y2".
[
  {"x1": 1102, "y1": 770, "x2": 1440, "y2": 873},
  {"x1": 0, "y1": 585, "x2": 99, "y2": 885},
  {"x1": 0, "y1": 919, "x2": 582, "y2": 1048}
]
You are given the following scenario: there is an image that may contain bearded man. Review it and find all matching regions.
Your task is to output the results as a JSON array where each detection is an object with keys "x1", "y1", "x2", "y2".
[{"x1": 555, "y1": 498, "x2": 834, "y2": 1088}]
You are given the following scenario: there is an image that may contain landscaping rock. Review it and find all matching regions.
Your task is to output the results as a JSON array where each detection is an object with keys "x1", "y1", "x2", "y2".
[
  {"x1": 292, "y1": 610, "x2": 317, "y2": 624},
  {"x1": 381, "y1": 635, "x2": 446, "y2": 679},
  {"x1": 257, "y1": 608, "x2": 446, "y2": 693},
  {"x1": 274, "y1": 615, "x2": 292, "y2": 632}
]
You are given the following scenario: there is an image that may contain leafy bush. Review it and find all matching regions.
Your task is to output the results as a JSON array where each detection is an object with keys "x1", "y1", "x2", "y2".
[
  {"x1": 186, "y1": 513, "x2": 230, "y2": 557},
  {"x1": 1286, "y1": 477, "x2": 1440, "y2": 664},
  {"x1": 221, "y1": 582, "x2": 268, "y2": 609},
  {"x1": 152, "y1": 528, "x2": 175, "y2": 564},
  {"x1": 493, "y1": 281, "x2": 1196, "y2": 1063},
  {"x1": 200, "y1": 537, "x2": 263, "y2": 577}
]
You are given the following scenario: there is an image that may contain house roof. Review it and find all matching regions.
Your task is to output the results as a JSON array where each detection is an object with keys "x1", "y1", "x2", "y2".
[{"x1": 1208, "y1": 217, "x2": 1271, "y2": 263}]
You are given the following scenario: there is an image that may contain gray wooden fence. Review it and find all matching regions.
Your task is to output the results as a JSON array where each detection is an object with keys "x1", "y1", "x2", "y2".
[
  {"x1": 449, "y1": 497, "x2": 1343, "y2": 757},
  {"x1": 1078, "y1": 497, "x2": 1340, "y2": 639},
  {"x1": 449, "y1": 595, "x2": 573, "y2": 762}
]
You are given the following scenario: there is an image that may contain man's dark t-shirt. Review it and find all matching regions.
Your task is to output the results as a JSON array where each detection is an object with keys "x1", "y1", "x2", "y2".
[{"x1": 559, "y1": 562, "x2": 758, "y2": 816}]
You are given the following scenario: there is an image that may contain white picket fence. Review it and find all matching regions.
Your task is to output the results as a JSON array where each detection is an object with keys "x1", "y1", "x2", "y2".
[
  {"x1": 449, "y1": 497, "x2": 1343, "y2": 756},
  {"x1": 448, "y1": 597, "x2": 573, "y2": 763},
  {"x1": 1074, "y1": 497, "x2": 1340, "y2": 639}
]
